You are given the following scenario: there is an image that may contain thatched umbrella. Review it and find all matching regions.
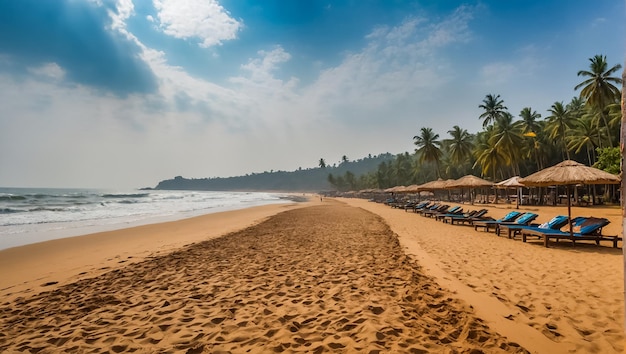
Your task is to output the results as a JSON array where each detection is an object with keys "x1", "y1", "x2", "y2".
[
  {"x1": 416, "y1": 178, "x2": 444, "y2": 191},
  {"x1": 448, "y1": 175, "x2": 494, "y2": 204},
  {"x1": 403, "y1": 184, "x2": 421, "y2": 193},
  {"x1": 519, "y1": 160, "x2": 620, "y2": 236},
  {"x1": 416, "y1": 178, "x2": 449, "y2": 200},
  {"x1": 496, "y1": 176, "x2": 524, "y2": 188},
  {"x1": 495, "y1": 176, "x2": 524, "y2": 209}
]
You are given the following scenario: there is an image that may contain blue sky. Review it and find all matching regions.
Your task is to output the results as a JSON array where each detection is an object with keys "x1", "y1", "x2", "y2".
[{"x1": 0, "y1": 0, "x2": 624, "y2": 188}]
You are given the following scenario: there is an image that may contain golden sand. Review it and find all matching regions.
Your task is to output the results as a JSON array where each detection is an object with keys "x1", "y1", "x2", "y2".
[
  {"x1": 0, "y1": 197, "x2": 623, "y2": 353},
  {"x1": 346, "y1": 198, "x2": 624, "y2": 353}
]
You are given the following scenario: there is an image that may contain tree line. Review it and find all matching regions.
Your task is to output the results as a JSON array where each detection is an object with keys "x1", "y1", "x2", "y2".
[{"x1": 328, "y1": 54, "x2": 622, "y2": 192}]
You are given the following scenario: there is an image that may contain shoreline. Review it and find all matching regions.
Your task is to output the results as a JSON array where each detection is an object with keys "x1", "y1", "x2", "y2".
[
  {"x1": 0, "y1": 199, "x2": 313, "y2": 301},
  {"x1": 0, "y1": 191, "x2": 307, "y2": 251}
]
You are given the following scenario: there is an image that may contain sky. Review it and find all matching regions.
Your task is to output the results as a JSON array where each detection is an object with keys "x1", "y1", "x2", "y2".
[{"x1": 0, "y1": 0, "x2": 624, "y2": 189}]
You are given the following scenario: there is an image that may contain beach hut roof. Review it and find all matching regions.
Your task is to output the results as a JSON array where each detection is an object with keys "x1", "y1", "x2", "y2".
[
  {"x1": 384, "y1": 185, "x2": 406, "y2": 193},
  {"x1": 447, "y1": 175, "x2": 493, "y2": 188},
  {"x1": 519, "y1": 160, "x2": 620, "y2": 187},
  {"x1": 403, "y1": 184, "x2": 421, "y2": 193},
  {"x1": 417, "y1": 178, "x2": 446, "y2": 191},
  {"x1": 495, "y1": 176, "x2": 524, "y2": 188}
]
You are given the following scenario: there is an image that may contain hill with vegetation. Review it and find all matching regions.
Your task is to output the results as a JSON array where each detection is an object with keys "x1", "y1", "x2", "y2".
[{"x1": 153, "y1": 153, "x2": 395, "y2": 192}]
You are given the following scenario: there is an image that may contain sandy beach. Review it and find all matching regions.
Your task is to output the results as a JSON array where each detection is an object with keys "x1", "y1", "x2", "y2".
[
  {"x1": 0, "y1": 197, "x2": 623, "y2": 353},
  {"x1": 345, "y1": 198, "x2": 624, "y2": 353}
]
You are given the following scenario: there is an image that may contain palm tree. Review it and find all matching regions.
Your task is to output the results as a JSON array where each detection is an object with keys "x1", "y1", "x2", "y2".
[
  {"x1": 575, "y1": 54, "x2": 623, "y2": 147},
  {"x1": 473, "y1": 128, "x2": 507, "y2": 181},
  {"x1": 567, "y1": 96, "x2": 586, "y2": 120},
  {"x1": 607, "y1": 102, "x2": 622, "y2": 129},
  {"x1": 444, "y1": 125, "x2": 474, "y2": 165},
  {"x1": 518, "y1": 107, "x2": 541, "y2": 136},
  {"x1": 491, "y1": 112, "x2": 524, "y2": 176},
  {"x1": 393, "y1": 152, "x2": 413, "y2": 186},
  {"x1": 566, "y1": 115, "x2": 602, "y2": 165},
  {"x1": 479, "y1": 94, "x2": 508, "y2": 128},
  {"x1": 413, "y1": 127, "x2": 443, "y2": 177},
  {"x1": 527, "y1": 124, "x2": 552, "y2": 171},
  {"x1": 545, "y1": 101, "x2": 574, "y2": 160},
  {"x1": 376, "y1": 161, "x2": 392, "y2": 188}
]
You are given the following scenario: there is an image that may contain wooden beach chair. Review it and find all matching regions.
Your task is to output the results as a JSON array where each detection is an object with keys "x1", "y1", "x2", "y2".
[
  {"x1": 413, "y1": 202, "x2": 435, "y2": 213},
  {"x1": 474, "y1": 212, "x2": 538, "y2": 235},
  {"x1": 405, "y1": 201, "x2": 428, "y2": 212},
  {"x1": 434, "y1": 206, "x2": 464, "y2": 221},
  {"x1": 421, "y1": 204, "x2": 450, "y2": 217},
  {"x1": 497, "y1": 215, "x2": 570, "y2": 239},
  {"x1": 521, "y1": 217, "x2": 621, "y2": 248},
  {"x1": 443, "y1": 209, "x2": 488, "y2": 225},
  {"x1": 472, "y1": 211, "x2": 524, "y2": 232}
]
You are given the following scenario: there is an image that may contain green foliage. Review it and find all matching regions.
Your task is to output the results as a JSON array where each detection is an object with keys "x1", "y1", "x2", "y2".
[
  {"x1": 156, "y1": 153, "x2": 395, "y2": 192},
  {"x1": 593, "y1": 147, "x2": 620, "y2": 174}
]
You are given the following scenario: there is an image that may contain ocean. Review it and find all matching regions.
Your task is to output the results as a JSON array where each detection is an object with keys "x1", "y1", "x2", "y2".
[{"x1": 0, "y1": 187, "x2": 292, "y2": 251}]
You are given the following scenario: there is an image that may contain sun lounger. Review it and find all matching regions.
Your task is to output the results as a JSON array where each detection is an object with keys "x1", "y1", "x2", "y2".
[
  {"x1": 521, "y1": 217, "x2": 620, "y2": 248},
  {"x1": 440, "y1": 209, "x2": 478, "y2": 222},
  {"x1": 497, "y1": 215, "x2": 570, "y2": 239},
  {"x1": 476, "y1": 212, "x2": 538, "y2": 235},
  {"x1": 413, "y1": 202, "x2": 435, "y2": 213},
  {"x1": 415, "y1": 203, "x2": 439, "y2": 213},
  {"x1": 472, "y1": 211, "x2": 524, "y2": 232},
  {"x1": 443, "y1": 209, "x2": 488, "y2": 225},
  {"x1": 421, "y1": 204, "x2": 450, "y2": 217},
  {"x1": 430, "y1": 205, "x2": 461, "y2": 220},
  {"x1": 404, "y1": 201, "x2": 428, "y2": 212},
  {"x1": 434, "y1": 206, "x2": 464, "y2": 221}
]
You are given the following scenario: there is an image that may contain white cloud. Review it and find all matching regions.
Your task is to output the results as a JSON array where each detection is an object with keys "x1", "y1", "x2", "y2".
[
  {"x1": 479, "y1": 46, "x2": 543, "y2": 87},
  {"x1": 302, "y1": 8, "x2": 475, "y2": 126},
  {"x1": 0, "y1": 3, "x2": 484, "y2": 188},
  {"x1": 239, "y1": 47, "x2": 292, "y2": 83},
  {"x1": 109, "y1": 0, "x2": 134, "y2": 31},
  {"x1": 480, "y1": 62, "x2": 517, "y2": 86},
  {"x1": 27, "y1": 62, "x2": 65, "y2": 80},
  {"x1": 152, "y1": 0, "x2": 243, "y2": 47}
]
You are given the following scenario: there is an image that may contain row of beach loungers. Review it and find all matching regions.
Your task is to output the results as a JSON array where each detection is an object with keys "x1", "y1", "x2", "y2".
[{"x1": 385, "y1": 199, "x2": 621, "y2": 248}]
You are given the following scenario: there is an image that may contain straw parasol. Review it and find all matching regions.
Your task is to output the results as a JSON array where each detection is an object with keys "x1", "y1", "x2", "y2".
[
  {"x1": 448, "y1": 175, "x2": 493, "y2": 188},
  {"x1": 448, "y1": 175, "x2": 494, "y2": 204},
  {"x1": 495, "y1": 176, "x2": 524, "y2": 209},
  {"x1": 417, "y1": 178, "x2": 447, "y2": 191},
  {"x1": 403, "y1": 184, "x2": 421, "y2": 193},
  {"x1": 395, "y1": 185, "x2": 411, "y2": 193},
  {"x1": 518, "y1": 160, "x2": 620, "y2": 186},
  {"x1": 495, "y1": 176, "x2": 524, "y2": 188},
  {"x1": 519, "y1": 160, "x2": 620, "y2": 236}
]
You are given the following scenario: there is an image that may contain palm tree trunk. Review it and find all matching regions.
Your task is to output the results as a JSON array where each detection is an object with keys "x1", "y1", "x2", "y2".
[{"x1": 600, "y1": 109, "x2": 613, "y2": 147}]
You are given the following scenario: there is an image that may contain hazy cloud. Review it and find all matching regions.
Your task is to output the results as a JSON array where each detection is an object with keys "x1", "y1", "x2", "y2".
[{"x1": 152, "y1": 0, "x2": 243, "y2": 47}]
